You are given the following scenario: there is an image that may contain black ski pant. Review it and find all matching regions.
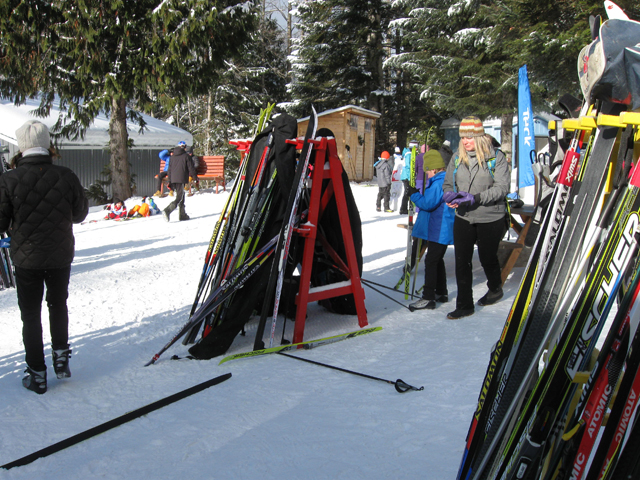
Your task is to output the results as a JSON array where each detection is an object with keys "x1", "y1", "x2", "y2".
[
  {"x1": 15, "y1": 265, "x2": 71, "y2": 372},
  {"x1": 166, "y1": 183, "x2": 187, "y2": 219},
  {"x1": 400, "y1": 180, "x2": 411, "y2": 213},
  {"x1": 421, "y1": 241, "x2": 449, "y2": 301},
  {"x1": 376, "y1": 185, "x2": 391, "y2": 210},
  {"x1": 453, "y1": 216, "x2": 505, "y2": 310}
]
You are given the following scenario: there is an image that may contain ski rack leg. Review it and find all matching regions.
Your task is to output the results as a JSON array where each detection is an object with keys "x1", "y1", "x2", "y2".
[{"x1": 292, "y1": 136, "x2": 367, "y2": 344}]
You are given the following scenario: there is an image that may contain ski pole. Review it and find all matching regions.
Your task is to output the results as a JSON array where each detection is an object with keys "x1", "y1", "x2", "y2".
[
  {"x1": 277, "y1": 352, "x2": 424, "y2": 393},
  {"x1": 361, "y1": 277, "x2": 420, "y2": 298},
  {"x1": 361, "y1": 279, "x2": 414, "y2": 310}
]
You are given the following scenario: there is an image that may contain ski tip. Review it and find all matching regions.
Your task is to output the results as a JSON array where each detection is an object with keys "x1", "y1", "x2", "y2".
[
  {"x1": 144, "y1": 356, "x2": 158, "y2": 367},
  {"x1": 604, "y1": 0, "x2": 629, "y2": 20}
]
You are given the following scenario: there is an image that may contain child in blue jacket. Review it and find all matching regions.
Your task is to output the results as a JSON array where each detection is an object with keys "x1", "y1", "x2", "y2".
[{"x1": 407, "y1": 150, "x2": 455, "y2": 310}]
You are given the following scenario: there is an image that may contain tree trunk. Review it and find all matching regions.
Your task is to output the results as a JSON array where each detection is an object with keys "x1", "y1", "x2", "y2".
[
  {"x1": 109, "y1": 96, "x2": 132, "y2": 201},
  {"x1": 206, "y1": 91, "x2": 213, "y2": 155},
  {"x1": 500, "y1": 113, "x2": 513, "y2": 167}
]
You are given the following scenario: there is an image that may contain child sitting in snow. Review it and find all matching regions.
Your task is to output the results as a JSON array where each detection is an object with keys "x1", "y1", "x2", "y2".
[
  {"x1": 104, "y1": 198, "x2": 127, "y2": 220},
  {"x1": 127, "y1": 197, "x2": 160, "y2": 218}
]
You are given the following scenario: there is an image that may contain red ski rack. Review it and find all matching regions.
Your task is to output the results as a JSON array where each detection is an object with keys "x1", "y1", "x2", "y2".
[{"x1": 292, "y1": 136, "x2": 368, "y2": 344}]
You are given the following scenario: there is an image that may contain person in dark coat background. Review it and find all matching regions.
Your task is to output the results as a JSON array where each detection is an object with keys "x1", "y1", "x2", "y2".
[
  {"x1": 439, "y1": 140, "x2": 454, "y2": 167},
  {"x1": 0, "y1": 120, "x2": 88, "y2": 394},
  {"x1": 163, "y1": 141, "x2": 198, "y2": 222}
]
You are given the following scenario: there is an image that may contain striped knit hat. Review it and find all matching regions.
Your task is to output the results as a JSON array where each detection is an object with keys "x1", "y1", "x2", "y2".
[{"x1": 459, "y1": 116, "x2": 485, "y2": 138}]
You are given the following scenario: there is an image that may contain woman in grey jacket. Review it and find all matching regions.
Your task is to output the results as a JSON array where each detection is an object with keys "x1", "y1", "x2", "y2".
[{"x1": 442, "y1": 117, "x2": 510, "y2": 319}]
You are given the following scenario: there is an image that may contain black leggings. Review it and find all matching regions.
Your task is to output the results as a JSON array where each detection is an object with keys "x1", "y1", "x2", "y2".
[
  {"x1": 15, "y1": 266, "x2": 71, "y2": 371},
  {"x1": 453, "y1": 217, "x2": 505, "y2": 309},
  {"x1": 421, "y1": 241, "x2": 449, "y2": 300}
]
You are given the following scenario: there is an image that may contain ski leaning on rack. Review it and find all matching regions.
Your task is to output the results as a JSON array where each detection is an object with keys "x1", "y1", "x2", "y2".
[
  {"x1": 461, "y1": 102, "x2": 626, "y2": 480},
  {"x1": 145, "y1": 236, "x2": 278, "y2": 366},
  {"x1": 536, "y1": 121, "x2": 639, "y2": 480},
  {"x1": 456, "y1": 103, "x2": 596, "y2": 480},
  {"x1": 0, "y1": 154, "x2": 14, "y2": 290},
  {"x1": 489, "y1": 158, "x2": 640, "y2": 480},
  {"x1": 182, "y1": 105, "x2": 276, "y2": 345},
  {"x1": 555, "y1": 263, "x2": 640, "y2": 480},
  {"x1": 0, "y1": 373, "x2": 231, "y2": 470},
  {"x1": 253, "y1": 107, "x2": 318, "y2": 351},
  {"x1": 399, "y1": 141, "x2": 418, "y2": 297}
]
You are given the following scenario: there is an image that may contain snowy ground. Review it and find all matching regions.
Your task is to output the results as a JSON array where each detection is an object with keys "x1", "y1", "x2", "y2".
[{"x1": 0, "y1": 183, "x2": 524, "y2": 480}]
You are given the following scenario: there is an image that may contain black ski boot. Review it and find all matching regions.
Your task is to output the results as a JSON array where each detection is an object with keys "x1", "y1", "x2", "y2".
[
  {"x1": 178, "y1": 205, "x2": 190, "y2": 221},
  {"x1": 53, "y1": 348, "x2": 72, "y2": 379},
  {"x1": 22, "y1": 367, "x2": 47, "y2": 394},
  {"x1": 478, "y1": 287, "x2": 503, "y2": 306},
  {"x1": 447, "y1": 308, "x2": 475, "y2": 320},
  {"x1": 163, "y1": 202, "x2": 176, "y2": 222}
]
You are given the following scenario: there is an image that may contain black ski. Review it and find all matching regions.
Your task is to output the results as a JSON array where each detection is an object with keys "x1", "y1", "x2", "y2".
[
  {"x1": 253, "y1": 107, "x2": 318, "y2": 350},
  {"x1": 0, "y1": 373, "x2": 231, "y2": 470}
]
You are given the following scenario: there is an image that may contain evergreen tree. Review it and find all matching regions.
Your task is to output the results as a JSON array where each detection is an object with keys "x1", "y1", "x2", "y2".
[
  {"x1": 288, "y1": 0, "x2": 391, "y2": 118},
  {"x1": 0, "y1": 0, "x2": 255, "y2": 200},
  {"x1": 161, "y1": 15, "x2": 289, "y2": 177}
]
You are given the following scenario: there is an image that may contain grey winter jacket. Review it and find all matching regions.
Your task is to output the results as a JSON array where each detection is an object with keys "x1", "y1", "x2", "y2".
[
  {"x1": 442, "y1": 148, "x2": 509, "y2": 224},
  {"x1": 375, "y1": 158, "x2": 393, "y2": 188}
]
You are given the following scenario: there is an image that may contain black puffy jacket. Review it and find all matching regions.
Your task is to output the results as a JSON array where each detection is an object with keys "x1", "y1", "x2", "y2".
[
  {"x1": 0, "y1": 154, "x2": 88, "y2": 269},
  {"x1": 168, "y1": 146, "x2": 197, "y2": 184}
]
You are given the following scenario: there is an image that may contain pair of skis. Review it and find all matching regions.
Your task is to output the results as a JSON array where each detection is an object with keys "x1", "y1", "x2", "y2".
[
  {"x1": 456, "y1": 106, "x2": 592, "y2": 480},
  {"x1": 253, "y1": 107, "x2": 318, "y2": 350},
  {"x1": 395, "y1": 141, "x2": 420, "y2": 298},
  {"x1": 183, "y1": 106, "x2": 276, "y2": 344},
  {"x1": 458, "y1": 101, "x2": 628, "y2": 480},
  {"x1": 0, "y1": 157, "x2": 15, "y2": 289}
]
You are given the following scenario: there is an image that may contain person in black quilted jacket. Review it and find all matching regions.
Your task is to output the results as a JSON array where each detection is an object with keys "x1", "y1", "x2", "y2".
[
  {"x1": 0, "y1": 120, "x2": 88, "y2": 394},
  {"x1": 163, "y1": 141, "x2": 198, "y2": 222}
]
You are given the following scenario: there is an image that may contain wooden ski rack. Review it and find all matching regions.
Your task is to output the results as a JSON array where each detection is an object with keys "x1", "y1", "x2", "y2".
[{"x1": 292, "y1": 136, "x2": 368, "y2": 344}]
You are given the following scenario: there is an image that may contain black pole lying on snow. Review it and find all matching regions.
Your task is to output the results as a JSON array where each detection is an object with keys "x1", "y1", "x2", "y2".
[
  {"x1": 1, "y1": 373, "x2": 232, "y2": 470},
  {"x1": 277, "y1": 352, "x2": 424, "y2": 393}
]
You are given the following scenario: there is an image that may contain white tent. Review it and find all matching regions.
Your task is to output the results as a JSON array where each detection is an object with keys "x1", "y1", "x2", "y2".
[{"x1": 0, "y1": 97, "x2": 192, "y2": 149}]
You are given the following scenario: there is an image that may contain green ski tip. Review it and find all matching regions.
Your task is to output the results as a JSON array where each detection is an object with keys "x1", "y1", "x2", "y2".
[{"x1": 219, "y1": 326, "x2": 382, "y2": 365}]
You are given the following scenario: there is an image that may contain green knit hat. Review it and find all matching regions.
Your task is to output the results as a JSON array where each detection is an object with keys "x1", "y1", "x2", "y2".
[{"x1": 423, "y1": 150, "x2": 445, "y2": 171}]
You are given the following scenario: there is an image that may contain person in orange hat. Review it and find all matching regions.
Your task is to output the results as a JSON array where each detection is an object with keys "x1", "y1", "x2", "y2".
[{"x1": 374, "y1": 150, "x2": 393, "y2": 213}]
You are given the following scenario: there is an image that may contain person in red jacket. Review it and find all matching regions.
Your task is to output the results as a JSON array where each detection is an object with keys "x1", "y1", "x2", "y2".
[
  {"x1": 104, "y1": 198, "x2": 127, "y2": 220},
  {"x1": 0, "y1": 120, "x2": 88, "y2": 394}
]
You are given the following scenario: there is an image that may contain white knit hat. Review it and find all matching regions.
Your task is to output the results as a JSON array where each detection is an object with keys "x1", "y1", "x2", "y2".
[{"x1": 16, "y1": 120, "x2": 50, "y2": 152}]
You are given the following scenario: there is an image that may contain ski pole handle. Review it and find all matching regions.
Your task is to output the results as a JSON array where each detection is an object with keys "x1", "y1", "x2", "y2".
[{"x1": 394, "y1": 379, "x2": 424, "y2": 393}]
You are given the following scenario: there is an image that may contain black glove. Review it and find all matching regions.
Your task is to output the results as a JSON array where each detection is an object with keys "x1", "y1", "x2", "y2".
[{"x1": 407, "y1": 185, "x2": 419, "y2": 196}]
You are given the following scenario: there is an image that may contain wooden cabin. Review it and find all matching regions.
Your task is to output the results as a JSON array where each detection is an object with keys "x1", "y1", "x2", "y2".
[{"x1": 297, "y1": 105, "x2": 381, "y2": 182}]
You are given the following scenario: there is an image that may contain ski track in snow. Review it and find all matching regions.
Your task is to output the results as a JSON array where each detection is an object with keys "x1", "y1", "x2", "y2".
[{"x1": 0, "y1": 183, "x2": 523, "y2": 480}]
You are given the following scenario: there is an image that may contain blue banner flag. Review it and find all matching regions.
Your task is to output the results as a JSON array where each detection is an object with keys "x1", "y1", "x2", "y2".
[{"x1": 518, "y1": 65, "x2": 536, "y2": 189}]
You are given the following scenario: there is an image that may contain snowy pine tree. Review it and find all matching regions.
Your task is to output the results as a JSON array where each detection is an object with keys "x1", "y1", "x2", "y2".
[
  {"x1": 287, "y1": 0, "x2": 391, "y2": 119},
  {"x1": 0, "y1": 0, "x2": 255, "y2": 201}
]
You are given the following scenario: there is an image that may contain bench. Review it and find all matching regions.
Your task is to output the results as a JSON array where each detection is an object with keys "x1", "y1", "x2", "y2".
[
  {"x1": 158, "y1": 155, "x2": 226, "y2": 193},
  {"x1": 498, "y1": 204, "x2": 535, "y2": 283},
  {"x1": 197, "y1": 155, "x2": 226, "y2": 193}
]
